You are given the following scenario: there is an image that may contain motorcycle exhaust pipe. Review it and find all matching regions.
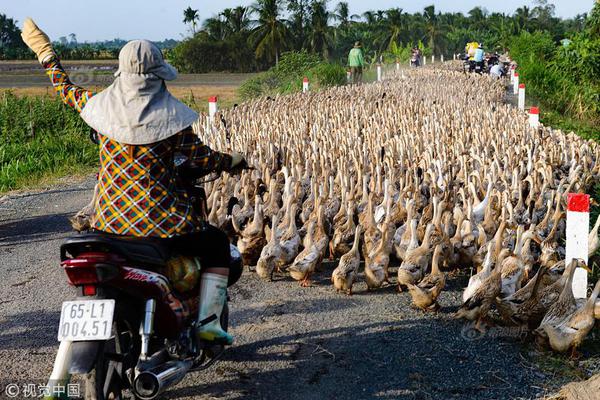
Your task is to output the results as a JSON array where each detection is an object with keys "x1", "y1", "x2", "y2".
[{"x1": 133, "y1": 359, "x2": 193, "y2": 400}]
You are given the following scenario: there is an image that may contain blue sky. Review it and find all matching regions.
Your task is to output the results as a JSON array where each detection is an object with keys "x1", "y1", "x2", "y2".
[{"x1": 3, "y1": 0, "x2": 595, "y2": 42}]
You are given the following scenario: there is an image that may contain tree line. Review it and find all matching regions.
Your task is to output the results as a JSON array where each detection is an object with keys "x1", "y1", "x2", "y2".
[
  {"x1": 0, "y1": 1, "x2": 592, "y2": 69},
  {"x1": 172, "y1": 0, "x2": 590, "y2": 73}
]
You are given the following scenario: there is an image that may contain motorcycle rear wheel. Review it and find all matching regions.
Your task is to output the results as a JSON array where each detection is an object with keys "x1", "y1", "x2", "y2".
[{"x1": 85, "y1": 319, "x2": 137, "y2": 400}]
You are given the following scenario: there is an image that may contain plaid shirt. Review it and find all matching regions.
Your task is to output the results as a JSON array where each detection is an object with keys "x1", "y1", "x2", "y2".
[{"x1": 44, "y1": 59, "x2": 231, "y2": 238}]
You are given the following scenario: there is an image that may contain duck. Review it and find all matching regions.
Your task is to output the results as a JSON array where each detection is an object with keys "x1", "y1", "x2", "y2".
[
  {"x1": 536, "y1": 259, "x2": 585, "y2": 339},
  {"x1": 256, "y1": 213, "x2": 284, "y2": 281},
  {"x1": 462, "y1": 242, "x2": 494, "y2": 303},
  {"x1": 495, "y1": 264, "x2": 550, "y2": 327},
  {"x1": 456, "y1": 248, "x2": 510, "y2": 332},
  {"x1": 330, "y1": 204, "x2": 356, "y2": 259},
  {"x1": 365, "y1": 226, "x2": 390, "y2": 290},
  {"x1": 544, "y1": 279, "x2": 600, "y2": 356},
  {"x1": 332, "y1": 225, "x2": 362, "y2": 295},
  {"x1": 406, "y1": 245, "x2": 446, "y2": 311},
  {"x1": 233, "y1": 195, "x2": 266, "y2": 267},
  {"x1": 397, "y1": 223, "x2": 436, "y2": 290},
  {"x1": 289, "y1": 221, "x2": 321, "y2": 287}
]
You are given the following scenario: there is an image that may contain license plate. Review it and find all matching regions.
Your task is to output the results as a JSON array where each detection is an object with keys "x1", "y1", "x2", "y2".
[{"x1": 58, "y1": 300, "x2": 115, "y2": 342}]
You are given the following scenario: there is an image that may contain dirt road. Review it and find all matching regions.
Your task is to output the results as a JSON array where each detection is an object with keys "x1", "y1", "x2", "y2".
[{"x1": 3, "y1": 177, "x2": 597, "y2": 400}]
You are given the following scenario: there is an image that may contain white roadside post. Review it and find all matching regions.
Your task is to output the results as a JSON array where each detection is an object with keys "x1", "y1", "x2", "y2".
[
  {"x1": 303, "y1": 77, "x2": 309, "y2": 93},
  {"x1": 346, "y1": 69, "x2": 352, "y2": 83},
  {"x1": 510, "y1": 66, "x2": 515, "y2": 84},
  {"x1": 441, "y1": 54, "x2": 444, "y2": 63},
  {"x1": 565, "y1": 193, "x2": 590, "y2": 299},
  {"x1": 528, "y1": 106, "x2": 540, "y2": 128},
  {"x1": 376, "y1": 64, "x2": 382, "y2": 82},
  {"x1": 208, "y1": 96, "x2": 218, "y2": 122},
  {"x1": 513, "y1": 72, "x2": 519, "y2": 95},
  {"x1": 423, "y1": 56, "x2": 426, "y2": 66},
  {"x1": 518, "y1": 83, "x2": 526, "y2": 111},
  {"x1": 396, "y1": 60, "x2": 400, "y2": 71},
  {"x1": 431, "y1": 55, "x2": 434, "y2": 64}
]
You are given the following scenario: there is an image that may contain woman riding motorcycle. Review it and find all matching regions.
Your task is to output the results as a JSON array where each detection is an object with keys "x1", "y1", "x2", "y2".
[{"x1": 21, "y1": 19, "x2": 244, "y2": 345}]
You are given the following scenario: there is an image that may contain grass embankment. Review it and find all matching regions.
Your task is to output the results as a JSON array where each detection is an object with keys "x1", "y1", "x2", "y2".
[
  {"x1": 0, "y1": 91, "x2": 97, "y2": 192},
  {"x1": 509, "y1": 28, "x2": 599, "y2": 141}
]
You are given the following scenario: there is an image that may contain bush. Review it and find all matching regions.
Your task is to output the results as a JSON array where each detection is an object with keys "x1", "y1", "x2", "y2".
[
  {"x1": 510, "y1": 28, "x2": 600, "y2": 128},
  {"x1": 238, "y1": 51, "x2": 346, "y2": 99},
  {"x1": 170, "y1": 33, "x2": 259, "y2": 73}
]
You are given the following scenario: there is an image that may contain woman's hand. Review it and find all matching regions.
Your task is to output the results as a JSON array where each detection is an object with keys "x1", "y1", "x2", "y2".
[{"x1": 21, "y1": 18, "x2": 55, "y2": 64}]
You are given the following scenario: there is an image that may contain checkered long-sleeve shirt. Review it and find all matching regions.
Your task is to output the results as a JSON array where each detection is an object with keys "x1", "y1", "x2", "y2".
[{"x1": 44, "y1": 58, "x2": 232, "y2": 238}]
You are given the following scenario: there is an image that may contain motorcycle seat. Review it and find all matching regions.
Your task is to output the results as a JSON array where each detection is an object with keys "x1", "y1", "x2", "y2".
[{"x1": 61, "y1": 232, "x2": 170, "y2": 268}]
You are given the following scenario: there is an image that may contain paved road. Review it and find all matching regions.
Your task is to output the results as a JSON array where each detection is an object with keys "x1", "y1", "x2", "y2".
[{"x1": 0, "y1": 178, "x2": 591, "y2": 400}]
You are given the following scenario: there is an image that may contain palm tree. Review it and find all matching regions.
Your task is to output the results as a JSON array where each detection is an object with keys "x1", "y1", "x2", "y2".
[
  {"x1": 221, "y1": 6, "x2": 252, "y2": 36},
  {"x1": 183, "y1": 7, "x2": 200, "y2": 34},
  {"x1": 422, "y1": 5, "x2": 446, "y2": 55},
  {"x1": 251, "y1": 0, "x2": 290, "y2": 65},
  {"x1": 468, "y1": 6, "x2": 488, "y2": 31},
  {"x1": 307, "y1": 0, "x2": 332, "y2": 58},
  {"x1": 377, "y1": 8, "x2": 406, "y2": 51},
  {"x1": 514, "y1": 6, "x2": 531, "y2": 32},
  {"x1": 287, "y1": 0, "x2": 310, "y2": 50},
  {"x1": 203, "y1": 15, "x2": 227, "y2": 41},
  {"x1": 333, "y1": 2, "x2": 358, "y2": 29}
]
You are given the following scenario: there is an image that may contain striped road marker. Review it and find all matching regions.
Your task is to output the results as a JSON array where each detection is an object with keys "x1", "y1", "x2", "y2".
[{"x1": 566, "y1": 193, "x2": 590, "y2": 299}]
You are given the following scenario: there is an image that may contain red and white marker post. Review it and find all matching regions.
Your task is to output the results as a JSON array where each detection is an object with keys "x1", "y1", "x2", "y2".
[
  {"x1": 528, "y1": 106, "x2": 540, "y2": 128},
  {"x1": 302, "y1": 77, "x2": 309, "y2": 93},
  {"x1": 510, "y1": 65, "x2": 516, "y2": 83},
  {"x1": 396, "y1": 60, "x2": 400, "y2": 71},
  {"x1": 518, "y1": 83, "x2": 526, "y2": 111},
  {"x1": 208, "y1": 96, "x2": 218, "y2": 121},
  {"x1": 513, "y1": 72, "x2": 520, "y2": 95},
  {"x1": 566, "y1": 193, "x2": 590, "y2": 299}
]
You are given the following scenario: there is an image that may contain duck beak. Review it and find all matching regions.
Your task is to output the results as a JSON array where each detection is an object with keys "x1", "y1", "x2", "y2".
[{"x1": 577, "y1": 260, "x2": 593, "y2": 273}]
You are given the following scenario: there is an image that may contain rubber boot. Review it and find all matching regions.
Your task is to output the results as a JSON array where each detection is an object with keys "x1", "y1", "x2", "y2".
[{"x1": 196, "y1": 273, "x2": 233, "y2": 345}]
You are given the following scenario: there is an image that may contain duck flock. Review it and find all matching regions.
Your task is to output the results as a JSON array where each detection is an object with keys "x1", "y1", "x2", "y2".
[{"x1": 194, "y1": 66, "x2": 600, "y2": 356}]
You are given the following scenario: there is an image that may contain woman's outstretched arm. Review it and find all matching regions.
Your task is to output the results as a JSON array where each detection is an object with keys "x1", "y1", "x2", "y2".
[{"x1": 42, "y1": 58, "x2": 96, "y2": 113}]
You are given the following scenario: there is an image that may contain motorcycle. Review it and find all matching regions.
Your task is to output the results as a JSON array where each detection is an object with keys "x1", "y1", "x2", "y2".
[{"x1": 46, "y1": 163, "x2": 244, "y2": 400}]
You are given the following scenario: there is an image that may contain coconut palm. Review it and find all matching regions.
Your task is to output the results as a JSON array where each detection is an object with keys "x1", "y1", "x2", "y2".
[
  {"x1": 514, "y1": 6, "x2": 532, "y2": 32},
  {"x1": 333, "y1": 2, "x2": 358, "y2": 29},
  {"x1": 251, "y1": 0, "x2": 290, "y2": 65},
  {"x1": 287, "y1": 0, "x2": 310, "y2": 51},
  {"x1": 222, "y1": 7, "x2": 252, "y2": 36},
  {"x1": 183, "y1": 7, "x2": 200, "y2": 34},
  {"x1": 377, "y1": 8, "x2": 407, "y2": 51},
  {"x1": 307, "y1": 0, "x2": 333, "y2": 58},
  {"x1": 422, "y1": 5, "x2": 446, "y2": 55}
]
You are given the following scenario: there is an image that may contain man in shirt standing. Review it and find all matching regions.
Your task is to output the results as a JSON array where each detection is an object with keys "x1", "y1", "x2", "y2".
[{"x1": 348, "y1": 41, "x2": 365, "y2": 84}]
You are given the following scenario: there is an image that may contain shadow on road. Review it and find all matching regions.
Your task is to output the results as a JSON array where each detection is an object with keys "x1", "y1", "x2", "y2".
[
  {"x1": 0, "y1": 310, "x2": 61, "y2": 350},
  {"x1": 168, "y1": 317, "x2": 546, "y2": 400},
  {"x1": 0, "y1": 213, "x2": 73, "y2": 247}
]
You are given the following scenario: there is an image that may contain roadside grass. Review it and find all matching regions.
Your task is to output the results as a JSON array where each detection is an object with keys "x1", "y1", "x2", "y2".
[{"x1": 0, "y1": 91, "x2": 97, "y2": 192}]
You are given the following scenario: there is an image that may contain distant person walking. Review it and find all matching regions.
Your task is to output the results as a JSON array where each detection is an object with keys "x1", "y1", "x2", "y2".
[{"x1": 348, "y1": 41, "x2": 364, "y2": 84}]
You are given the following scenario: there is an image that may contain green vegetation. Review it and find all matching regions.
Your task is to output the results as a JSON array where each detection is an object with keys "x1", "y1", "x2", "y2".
[
  {"x1": 0, "y1": 92, "x2": 96, "y2": 192},
  {"x1": 169, "y1": 0, "x2": 591, "y2": 73},
  {"x1": 509, "y1": 3, "x2": 600, "y2": 140},
  {"x1": 238, "y1": 51, "x2": 345, "y2": 99}
]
